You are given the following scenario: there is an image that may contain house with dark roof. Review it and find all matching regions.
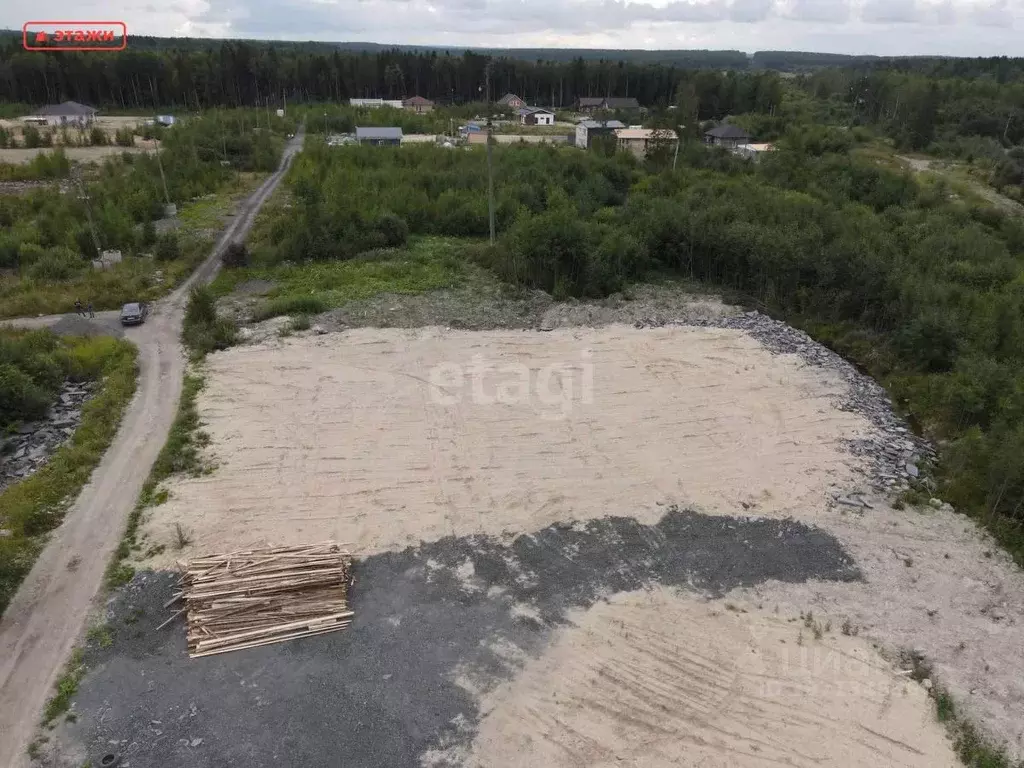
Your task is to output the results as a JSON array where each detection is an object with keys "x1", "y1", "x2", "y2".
[
  {"x1": 403, "y1": 96, "x2": 434, "y2": 114},
  {"x1": 518, "y1": 106, "x2": 555, "y2": 126},
  {"x1": 576, "y1": 96, "x2": 641, "y2": 113},
  {"x1": 24, "y1": 100, "x2": 97, "y2": 127},
  {"x1": 355, "y1": 126, "x2": 403, "y2": 146},
  {"x1": 704, "y1": 123, "x2": 751, "y2": 148},
  {"x1": 497, "y1": 93, "x2": 525, "y2": 109},
  {"x1": 575, "y1": 119, "x2": 626, "y2": 149}
]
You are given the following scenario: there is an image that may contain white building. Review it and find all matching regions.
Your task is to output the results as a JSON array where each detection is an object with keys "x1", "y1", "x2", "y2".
[
  {"x1": 518, "y1": 106, "x2": 555, "y2": 126},
  {"x1": 350, "y1": 98, "x2": 405, "y2": 109},
  {"x1": 23, "y1": 100, "x2": 97, "y2": 127}
]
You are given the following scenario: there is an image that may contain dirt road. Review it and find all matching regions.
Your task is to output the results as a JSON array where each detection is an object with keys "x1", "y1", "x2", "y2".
[{"x1": 0, "y1": 130, "x2": 303, "y2": 767}]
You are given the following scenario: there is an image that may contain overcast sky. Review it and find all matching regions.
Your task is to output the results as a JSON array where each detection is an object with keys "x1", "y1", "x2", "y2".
[{"x1": 9, "y1": 0, "x2": 1023, "y2": 56}]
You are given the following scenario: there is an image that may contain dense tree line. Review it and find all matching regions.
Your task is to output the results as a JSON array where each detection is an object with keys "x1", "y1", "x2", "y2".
[
  {"x1": 249, "y1": 139, "x2": 1024, "y2": 559},
  {"x1": 0, "y1": 38, "x2": 782, "y2": 114}
]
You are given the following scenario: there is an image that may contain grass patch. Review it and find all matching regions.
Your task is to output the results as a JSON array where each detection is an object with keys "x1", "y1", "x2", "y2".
[
  {"x1": 41, "y1": 648, "x2": 85, "y2": 726},
  {"x1": 212, "y1": 236, "x2": 471, "y2": 321},
  {"x1": 0, "y1": 334, "x2": 138, "y2": 616},
  {"x1": 104, "y1": 372, "x2": 205, "y2": 588}
]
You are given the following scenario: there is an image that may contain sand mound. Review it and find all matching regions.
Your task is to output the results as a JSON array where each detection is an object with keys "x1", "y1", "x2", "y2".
[
  {"x1": 139, "y1": 325, "x2": 868, "y2": 563},
  {"x1": 456, "y1": 588, "x2": 956, "y2": 768}
]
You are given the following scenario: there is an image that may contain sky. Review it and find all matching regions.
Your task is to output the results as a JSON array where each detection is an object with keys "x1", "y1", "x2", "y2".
[{"x1": 8, "y1": 0, "x2": 1024, "y2": 56}]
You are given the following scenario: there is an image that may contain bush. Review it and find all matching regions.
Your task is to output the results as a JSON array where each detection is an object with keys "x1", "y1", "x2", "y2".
[
  {"x1": 22, "y1": 126, "x2": 41, "y2": 149},
  {"x1": 26, "y1": 247, "x2": 83, "y2": 281},
  {"x1": 154, "y1": 233, "x2": 181, "y2": 261},
  {"x1": 375, "y1": 213, "x2": 409, "y2": 248},
  {"x1": 252, "y1": 295, "x2": 329, "y2": 321},
  {"x1": 114, "y1": 127, "x2": 135, "y2": 148},
  {"x1": 89, "y1": 127, "x2": 108, "y2": 146},
  {"x1": 221, "y1": 241, "x2": 249, "y2": 268},
  {"x1": 0, "y1": 363, "x2": 51, "y2": 426},
  {"x1": 182, "y1": 286, "x2": 236, "y2": 355}
]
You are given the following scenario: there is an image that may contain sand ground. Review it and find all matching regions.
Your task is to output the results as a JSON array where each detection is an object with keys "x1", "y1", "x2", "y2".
[
  {"x1": 124, "y1": 320, "x2": 1024, "y2": 763},
  {"x1": 139, "y1": 324, "x2": 868, "y2": 563},
  {"x1": 451, "y1": 588, "x2": 957, "y2": 768}
]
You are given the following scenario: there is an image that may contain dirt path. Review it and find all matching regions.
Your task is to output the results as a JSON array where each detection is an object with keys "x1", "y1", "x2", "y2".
[
  {"x1": 0, "y1": 130, "x2": 304, "y2": 768},
  {"x1": 898, "y1": 154, "x2": 1024, "y2": 216}
]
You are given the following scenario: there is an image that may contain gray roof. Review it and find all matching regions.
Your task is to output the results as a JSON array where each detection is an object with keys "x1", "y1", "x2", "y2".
[
  {"x1": 31, "y1": 100, "x2": 97, "y2": 117},
  {"x1": 579, "y1": 119, "x2": 625, "y2": 129},
  {"x1": 355, "y1": 126, "x2": 403, "y2": 140},
  {"x1": 518, "y1": 106, "x2": 554, "y2": 116},
  {"x1": 705, "y1": 123, "x2": 751, "y2": 139},
  {"x1": 578, "y1": 97, "x2": 605, "y2": 107},
  {"x1": 604, "y1": 97, "x2": 640, "y2": 109},
  {"x1": 497, "y1": 93, "x2": 523, "y2": 105}
]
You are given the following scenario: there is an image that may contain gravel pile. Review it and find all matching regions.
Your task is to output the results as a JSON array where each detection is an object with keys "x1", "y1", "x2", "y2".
[
  {"x1": 0, "y1": 381, "x2": 94, "y2": 492},
  {"x1": 49, "y1": 314, "x2": 123, "y2": 338}
]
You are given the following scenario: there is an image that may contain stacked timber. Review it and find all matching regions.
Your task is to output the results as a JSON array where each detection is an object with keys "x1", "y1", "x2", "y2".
[{"x1": 175, "y1": 543, "x2": 353, "y2": 658}]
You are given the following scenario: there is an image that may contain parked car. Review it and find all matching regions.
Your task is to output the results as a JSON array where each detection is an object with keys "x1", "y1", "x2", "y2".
[{"x1": 120, "y1": 302, "x2": 149, "y2": 326}]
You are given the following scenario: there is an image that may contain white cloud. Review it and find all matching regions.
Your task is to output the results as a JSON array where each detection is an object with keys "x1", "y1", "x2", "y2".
[{"x1": 1, "y1": 0, "x2": 1020, "y2": 54}]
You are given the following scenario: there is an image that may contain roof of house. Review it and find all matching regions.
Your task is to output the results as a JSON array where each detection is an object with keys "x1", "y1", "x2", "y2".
[
  {"x1": 739, "y1": 142, "x2": 775, "y2": 152},
  {"x1": 705, "y1": 123, "x2": 751, "y2": 139},
  {"x1": 579, "y1": 119, "x2": 626, "y2": 130},
  {"x1": 497, "y1": 93, "x2": 523, "y2": 104},
  {"x1": 30, "y1": 100, "x2": 97, "y2": 117},
  {"x1": 614, "y1": 128, "x2": 677, "y2": 140},
  {"x1": 577, "y1": 97, "x2": 606, "y2": 107},
  {"x1": 518, "y1": 106, "x2": 555, "y2": 116},
  {"x1": 604, "y1": 97, "x2": 640, "y2": 109},
  {"x1": 355, "y1": 126, "x2": 403, "y2": 140},
  {"x1": 403, "y1": 96, "x2": 433, "y2": 106}
]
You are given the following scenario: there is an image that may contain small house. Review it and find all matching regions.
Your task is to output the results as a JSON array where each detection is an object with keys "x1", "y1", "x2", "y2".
[
  {"x1": 576, "y1": 96, "x2": 641, "y2": 113},
  {"x1": 24, "y1": 100, "x2": 97, "y2": 127},
  {"x1": 614, "y1": 128, "x2": 678, "y2": 158},
  {"x1": 355, "y1": 126, "x2": 403, "y2": 146},
  {"x1": 704, "y1": 123, "x2": 751, "y2": 148},
  {"x1": 575, "y1": 119, "x2": 625, "y2": 149},
  {"x1": 518, "y1": 106, "x2": 555, "y2": 126},
  {"x1": 497, "y1": 93, "x2": 525, "y2": 109},
  {"x1": 403, "y1": 96, "x2": 434, "y2": 114}
]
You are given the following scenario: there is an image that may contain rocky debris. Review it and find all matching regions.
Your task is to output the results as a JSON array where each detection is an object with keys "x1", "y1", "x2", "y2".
[
  {"x1": 0, "y1": 381, "x2": 94, "y2": 491},
  {"x1": 49, "y1": 314, "x2": 123, "y2": 338},
  {"x1": 681, "y1": 310, "x2": 936, "y2": 500}
]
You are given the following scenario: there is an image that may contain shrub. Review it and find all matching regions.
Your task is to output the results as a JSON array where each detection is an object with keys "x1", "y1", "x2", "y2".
[
  {"x1": 26, "y1": 247, "x2": 83, "y2": 281},
  {"x1": 253, "y1": 295, "x2": 329, "y2": 321},
  {"x1": 182, "y1": 286, "x2": 236, "y2": 355},
  {"x1": 22, "y1": 125, "x2": 41, "y2": 149},
  {"x1": 154, "y1": 233, "x2": 181, "y2": 261},
  {"x1": 221, "y1": 241, "x2": 249, "y2": 268},
  {"x1": 0, "y1": 363, "x2": 51, "y2": 426},
  {"x1": 89, "y1": 127, "x2": 108, "y2": 146},
  {"x1": 114, "y1": 127, "x2": 135, "y2": 147},
  {"x1": 375, "y1": 212, "x2": 409, "y2": 248}
]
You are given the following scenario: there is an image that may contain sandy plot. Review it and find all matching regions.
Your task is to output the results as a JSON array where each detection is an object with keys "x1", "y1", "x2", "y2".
[
  {"x1": 0, "y1": 146, "x2": 155, "y2": 164},
  {"x1": 451, "y1": 588, "x2": 956, "y2": 768},
  {"x1": 141, "y1": 325, "x2": 868, "y2": 562}
]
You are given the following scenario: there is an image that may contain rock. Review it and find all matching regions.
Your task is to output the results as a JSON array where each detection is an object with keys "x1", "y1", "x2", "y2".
[
  {"x1": 0, "y1": 529, "x2": 12, "y2": 538},
  {"x1": 190, "y1": 738, "x2": 203, "y2": 748},
  {"x1": 311, "y1": 324, "x2": 327, "y2": 336},
  {"x1": 906, "y1": 463, "x2": 919, "y2": 478},
  {"x1": 929, "y1": 498, "x2": 943, "y2": 509},
  {"x1": 922, "y1": 679, "x2": 933, "y2": 690}
]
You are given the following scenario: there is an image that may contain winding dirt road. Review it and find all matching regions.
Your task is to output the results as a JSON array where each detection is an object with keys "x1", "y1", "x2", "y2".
[{"x1": 0, "y1": 130, "x2": 303, "y2": 767}]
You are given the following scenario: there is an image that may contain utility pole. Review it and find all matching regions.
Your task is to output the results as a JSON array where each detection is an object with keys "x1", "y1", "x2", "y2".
[
  {"x1": 486, "y1": 116, "x2": 496, "y2": 245},
  {"x1": 155, "y1": 147, "x2": 173, "y2": 213},
  {"x1": 672, "y1": 135, "x2": 680, "y2": 171},
  {"x1": 73, "y1": 168, "x2": 102, "y2": 257}
]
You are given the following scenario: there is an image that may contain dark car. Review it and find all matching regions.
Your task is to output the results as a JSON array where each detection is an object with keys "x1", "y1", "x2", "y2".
[{"x1": 120, "y1": 302, "x2": 149, "y2": 326}]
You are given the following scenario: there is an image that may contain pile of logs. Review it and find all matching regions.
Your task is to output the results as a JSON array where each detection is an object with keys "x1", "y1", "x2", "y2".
[{"x1": 171, "y1": 543, "x2": 353, "y2": 658}]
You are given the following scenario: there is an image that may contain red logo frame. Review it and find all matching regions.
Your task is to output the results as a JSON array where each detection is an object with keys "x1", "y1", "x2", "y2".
[{"x1": 22, "y1": 21, "x2": 127, "y2": 51}]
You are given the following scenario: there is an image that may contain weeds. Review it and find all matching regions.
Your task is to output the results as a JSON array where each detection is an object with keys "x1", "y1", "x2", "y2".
[
  {"x1": 174, "y1": 522, "x2": 192, "y2": 549},
  {"x1": 42, "y1": 648, "x2": 85, "y2": 725},
  {"x1": 85, "y1": 624, "x2": 113, "y2": 649}
]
